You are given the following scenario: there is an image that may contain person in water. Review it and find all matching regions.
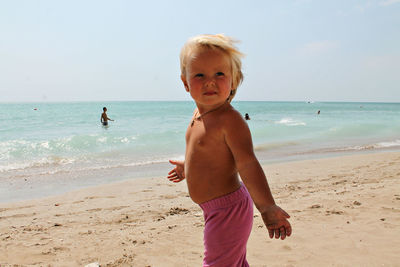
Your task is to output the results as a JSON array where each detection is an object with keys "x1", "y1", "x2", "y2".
[
  {"x1": 101, "y1": 107, "x2": 114, "y2": 126},
  {"x1": 167, "y1": 34, "x2": 291, "y2": 267}
]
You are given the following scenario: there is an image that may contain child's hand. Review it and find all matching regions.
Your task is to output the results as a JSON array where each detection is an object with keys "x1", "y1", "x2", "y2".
[
  {"x1": 261, "y1": 205, "x2": 292, "y2": 240},
  {"x1": 167, "y1": 160, "x2": 185, "y2": 183}
]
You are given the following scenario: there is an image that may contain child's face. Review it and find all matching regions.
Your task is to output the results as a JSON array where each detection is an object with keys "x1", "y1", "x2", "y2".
[{"x1": 182, "y1": 48, "x2": 232, "y2": 108}]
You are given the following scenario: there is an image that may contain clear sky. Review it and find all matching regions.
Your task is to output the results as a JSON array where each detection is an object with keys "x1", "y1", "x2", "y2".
[{"x1": 1, "y1": 0, "x2": 399, "y2": 102}]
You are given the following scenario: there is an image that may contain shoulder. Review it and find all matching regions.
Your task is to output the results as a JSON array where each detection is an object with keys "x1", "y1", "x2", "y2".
[
  {"x1": 220, "y1": 105, "x2": 249, "y2": 134},
  {"x1": 222, "y1": 105, "x2": 246, "y2": 121},
  {"x1": 219, "y1": 105, "x2": 254, "y2": 151}
]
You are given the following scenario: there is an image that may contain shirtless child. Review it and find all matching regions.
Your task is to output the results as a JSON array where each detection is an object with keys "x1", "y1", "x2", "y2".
[{"x1": 168, "y1": 34, "x2": 291, "y2": 266}]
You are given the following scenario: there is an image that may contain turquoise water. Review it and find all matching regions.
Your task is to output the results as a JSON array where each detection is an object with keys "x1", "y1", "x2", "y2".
[{"x1": 1, "y1": 101, "x2": 400, "y2": 202}]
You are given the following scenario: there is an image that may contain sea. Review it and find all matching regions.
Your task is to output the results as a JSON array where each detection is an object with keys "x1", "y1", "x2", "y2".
[{"x1": 1, "y1": 101, "x2": 400, "y2": 202}]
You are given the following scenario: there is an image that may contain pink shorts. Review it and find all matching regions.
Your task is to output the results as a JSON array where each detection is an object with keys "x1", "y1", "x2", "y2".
[{"x1": 199, "y1": 184, "x2": 254, "y2": 267}]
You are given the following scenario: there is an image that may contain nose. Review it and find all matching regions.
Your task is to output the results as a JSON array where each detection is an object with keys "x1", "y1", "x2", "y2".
[{"x1": 204, "y1": 77, "x2": 216, "y2": 87}]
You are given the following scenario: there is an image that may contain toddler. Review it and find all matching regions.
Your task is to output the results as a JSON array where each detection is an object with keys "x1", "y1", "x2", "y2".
[{"x1": 168, "y1": 34, "x2": 291, "y2": 267}]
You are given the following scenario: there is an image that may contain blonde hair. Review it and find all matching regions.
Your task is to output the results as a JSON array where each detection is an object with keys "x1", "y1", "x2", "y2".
[{"x1": 180, "y1": 34, "x2": 244, "y2": 101}]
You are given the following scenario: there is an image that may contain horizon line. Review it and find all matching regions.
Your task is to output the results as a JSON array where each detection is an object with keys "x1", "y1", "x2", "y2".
[{"x1": 1, "y1": 100, "x2": 400, "y2": 104}]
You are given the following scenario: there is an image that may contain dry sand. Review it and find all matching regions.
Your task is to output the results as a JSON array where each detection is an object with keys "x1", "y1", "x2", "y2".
[{"x1": 1, "y1": 151, "x2": 399, "y2": 267}]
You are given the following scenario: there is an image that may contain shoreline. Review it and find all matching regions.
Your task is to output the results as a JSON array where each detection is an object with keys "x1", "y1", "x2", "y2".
[
  {"x1": 2, "y1": 147, "x2": 399, "y2": 204},
  {"x1": 1, "y1": 151, "x2": 399, "y2": 266}
]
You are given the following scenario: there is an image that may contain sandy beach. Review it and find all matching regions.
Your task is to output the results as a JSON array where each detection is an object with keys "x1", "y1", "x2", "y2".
[{"x1": 1, "y1": 151, "x2": 399, "y2": 267}]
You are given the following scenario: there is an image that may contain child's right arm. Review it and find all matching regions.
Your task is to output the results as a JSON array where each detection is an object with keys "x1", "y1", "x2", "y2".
[{"x1": 167, "y1": 160, "x2": 185, "y2": 183}]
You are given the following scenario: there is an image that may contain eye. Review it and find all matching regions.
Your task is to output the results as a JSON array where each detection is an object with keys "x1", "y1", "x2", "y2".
[
  {"x1": 194, "y1": 73, "x2": 204, "y2": 78},
  {"x1": 216, "y1": 72, "x2": 225, "y2": 76}
]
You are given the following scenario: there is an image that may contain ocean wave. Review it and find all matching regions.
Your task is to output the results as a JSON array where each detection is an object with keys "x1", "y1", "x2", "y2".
[
  {"x1": 0, "y1": 153, "x2": 182, "y2": 176},
  {"x1": 0, "y1": 135, "x2": 138, "y2": 161},
  {"x1": 292, "y1": 139, "x2": 400, "y2": 156},
  {"x1": 275, "y1": 118, "x2": 306, "y2": 126},
  {"x1": 332, "y1": 140, "x2": 400, "y2": 152},
  {"x1": 0, "y1": 156, "x2": 75, "y2": 172},
  {"x1": 77, "y1": 157, "x2": 174, "y2": 171}
]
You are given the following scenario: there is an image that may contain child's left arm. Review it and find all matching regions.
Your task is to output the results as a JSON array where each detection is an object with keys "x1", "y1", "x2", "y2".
[{"x1": 224, "y1": 111, "x2": 292, "y2": 240}]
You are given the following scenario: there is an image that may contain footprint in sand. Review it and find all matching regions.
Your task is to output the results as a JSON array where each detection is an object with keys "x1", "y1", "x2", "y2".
[
  {"x1": 332, "y1": 179, "x2": 347, "y2": 185},
  {"x1": 156, "y1": 215, "x2": 166, "y2": 221},
  {"x1": 166, "y1": 207, "x2": 190, "y2": 216},
  {"x1": 325, "y1": 210, "x2": 344, "y2": 215}
]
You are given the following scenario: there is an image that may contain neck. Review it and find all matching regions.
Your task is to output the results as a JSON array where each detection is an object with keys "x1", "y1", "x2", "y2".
[
  {"x1": 197, "y1": 101, "x2": 228, "y2": 115},
  {"x1": 191, "y1": 101, "x2": 228, "y2": 127}
]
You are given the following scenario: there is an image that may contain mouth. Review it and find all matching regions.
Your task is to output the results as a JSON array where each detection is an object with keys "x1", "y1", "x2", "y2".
[{"x1": 203, "y1": 91, "x2": 217, "y2": 96}]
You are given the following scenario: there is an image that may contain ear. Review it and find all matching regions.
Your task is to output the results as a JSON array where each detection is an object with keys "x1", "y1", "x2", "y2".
[{"x1": 181, "y1": 74, "x2": 190, "y2": 92}]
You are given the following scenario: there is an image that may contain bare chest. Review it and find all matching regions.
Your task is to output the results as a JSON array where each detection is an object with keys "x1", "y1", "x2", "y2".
[{"x1": 185, "y1": 122, "x2": 227, "y2": 154}]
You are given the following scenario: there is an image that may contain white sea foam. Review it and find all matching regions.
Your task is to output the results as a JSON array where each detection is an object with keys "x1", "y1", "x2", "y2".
[
  {"x1": 0, "y1": 156, "x2": 75, "y2": 173},
  {"x1": 375, "y1": 140, "x2": 400, "y2": 148},
  {"x1": 332, "y1": 139, "x2": 400, "y2": 152},
  {"x1": 275, "y1": 118, "x2": 306, "y2": 126}
]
